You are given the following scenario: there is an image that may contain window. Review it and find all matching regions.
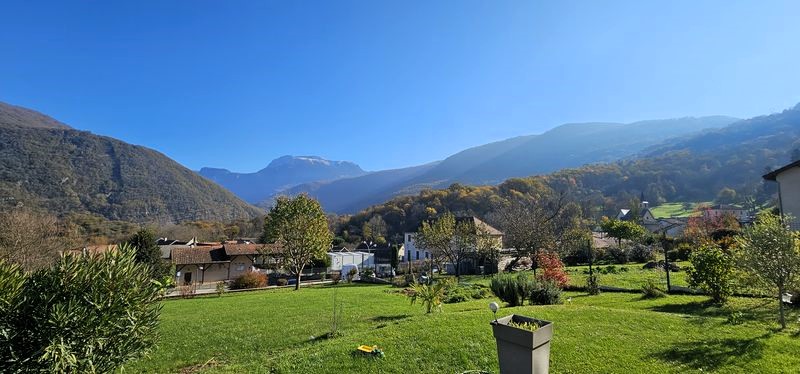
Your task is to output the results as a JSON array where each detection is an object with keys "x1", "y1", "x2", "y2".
[
  {"x1": 425, "y1": 252, "x2": 429, "y2": 259},
  {"x1": 236, "y1": 264, "x2": 245, "y2": 271},
  {"x1": 416, "y1": 251, "x2": 419, "y2": 260}
]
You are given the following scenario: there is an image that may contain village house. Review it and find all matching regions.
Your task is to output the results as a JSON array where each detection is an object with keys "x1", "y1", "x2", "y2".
[
  {"x1": 764, "y1": 159, "x2": 800, "y2": 229},
  {"x1": 170, "y1": 242, "x2": 280, "y2": 285},
  {"x1": 618, "y1": 201, "x2": 656, "y2": 222},
  {"x1": 702, "y1": 204, "x2": 751, "y2": 223},
  {"x1": 404, "y1": 216, "x2": 503, "y2": 275}
]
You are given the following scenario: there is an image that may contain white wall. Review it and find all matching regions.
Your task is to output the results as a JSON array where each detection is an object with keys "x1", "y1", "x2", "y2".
[
  {"x1": 777, "y1": 167, "x2": 800, "y2": 228},
  {"x1": 403, "y1": 233, "x2": 431, "y2": 262},
  {"x1": 328, "y1": 252, "x2": 374, "y2": 271}
]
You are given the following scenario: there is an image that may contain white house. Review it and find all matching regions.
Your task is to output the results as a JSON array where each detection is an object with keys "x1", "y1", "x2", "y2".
[
  {"x1": 619, "y1": 201, "x2": 656, "y2": 223},
  {"x1": 702, "y1": 204, "x2": 750, "y2": 223},
  {"x1": 402, "y1": 232, "x2": 432, "y2": 263},
  {"x1": 404, "y1": 216, "x2": 503, "y2": 274},
  {"x1": 764, "y1": 160, "x2": 800, "y2": 229}
]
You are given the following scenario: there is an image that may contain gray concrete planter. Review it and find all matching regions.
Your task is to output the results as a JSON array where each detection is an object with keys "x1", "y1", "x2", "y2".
[{"x1": 491, "y1": 314, "x2": 553, "y2": 374}]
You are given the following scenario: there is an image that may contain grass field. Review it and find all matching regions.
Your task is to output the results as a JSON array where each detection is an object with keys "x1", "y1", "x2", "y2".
[
  {"x1": 650, "y1": 202, "x2": 708, "y2": 218},
  {"x1": 128, "y1": 278, "x2": 800, "y2": 373},
  {"x1": 564, "y1": 262, "x2": 690, "y2": 290}
]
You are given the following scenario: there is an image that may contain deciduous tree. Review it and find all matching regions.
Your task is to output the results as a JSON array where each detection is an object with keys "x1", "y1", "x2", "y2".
[
  {"x1": 491, "y1": 192, "x2": 580, "y2": 274},
  {"x1": 0, "y1": 209, "x2": 73, "y2": 272},
  {"x1": 262, "y1": 195, "x2": 333, "y2": 290},
  {"x1": 736, "y1": 214, "x2": 800, "y2": 329},
  {"x1": 600, "y1": 217, "x2": 646, "y2": 248}
]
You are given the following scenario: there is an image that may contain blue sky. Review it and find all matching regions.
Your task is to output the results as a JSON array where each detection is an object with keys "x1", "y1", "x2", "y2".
[{"x1": 2, "y1": 1, "x2": 799, "y2": 172}]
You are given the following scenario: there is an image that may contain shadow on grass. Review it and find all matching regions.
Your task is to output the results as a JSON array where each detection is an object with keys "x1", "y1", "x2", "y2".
[
  {"x1": 309, "y1": 331, "x2": 342, "y2": 342},
  {"x1": 649, "y1": 299, "x2": 777, "y2": 324},
  {"x1": 650, "y1": 333, "x2": 769, "y2": 371},
  {"x1": 370, "y1": 314, "x2": 410, "y2": 323}
]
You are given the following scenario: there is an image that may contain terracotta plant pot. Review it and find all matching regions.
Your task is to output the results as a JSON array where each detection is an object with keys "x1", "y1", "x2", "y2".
[{"x1": 491, "y1": 314, "x2": 553, "y2": 374}]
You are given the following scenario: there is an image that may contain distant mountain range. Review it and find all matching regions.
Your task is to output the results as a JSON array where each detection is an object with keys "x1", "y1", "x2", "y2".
[
  {"x1": 0, "y1": 102, "x2": 261, "y2": 223},
  {"x1": 342, "y1": 104, "x2": 800, "y2": 238},
  {"x1": 199, "y1": 156, "x2": 366, "y2": 204},
  {"x1": 280, "y1": 116, "x2": 739, "y2": 213},
  {"x1": 5, "y1": 98, "x2": 790, "y2": 226}
]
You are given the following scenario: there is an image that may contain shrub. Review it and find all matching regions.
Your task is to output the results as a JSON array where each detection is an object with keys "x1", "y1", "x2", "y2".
[
  {"x1": 178, "y1": 284, "x2": 196, "y2": 298},
  {"x1": 0, "y1": 247, "x2": 161, "y2": 373},
  {"x1": 586, "y1": 274, "x2": 600, "y2": 295},
  {"x1": 443, "y1": 283, "x2": 491, "y2": 303},
  {"x1": 536, "y1": 251, "x2": 569, "y2": 287},
  {"x1": 347, "y1": 268, "x2": 358, "y2": 282},
  {"x1": 391, "y1": 276, "x2": 409, "y2": 288},
  {"x1": 277, "y1": 278, "x2": 289, "y2": 286},
  {"x1": 727, "y1": 311, "x2": 745, "y2": 325},
  {"x1": 668, "y1": 243, "x2": 693, "y2": 261},
  {"x1": 529, "y1": 280, "x2": 563, "y2": 305},
  {"x1": 330, "y1": 272, "x2": 341, "y2": 285},
  {"x1": 231, "y1": 271, "x2": 267, "y2": 289},
  {"x1": 215, "y1": 281, "x2": 226, "y2": 297},
  {"x1": 641, "y1": 279, "x2": 666, "y2": 298},
  {"x1": 490, "y1": 272, "x2": 536, "y2": 307},
  {"x1": 687, "y1": 244, "x2": 735, "y2": 304},
  {"x1": 607, "y1": 247, "x2": 629, "y2": 264},
  {"x1": 362, "y1": 268, "x2": 374, "y2": 278},
  {"x1": 629, "y1": 244, "x2": 657, "y2": 263}
]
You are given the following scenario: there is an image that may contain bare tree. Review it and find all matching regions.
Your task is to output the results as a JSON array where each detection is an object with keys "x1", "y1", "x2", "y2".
[
  {"x1": 0, "y1": 209, "x2": 73, "y2": 271},
  {"x1": 416, "y1": 213, "x2": 497, "y2": 280},
  {"x1": 490, "y1": 192, "x2": 580, "y2": 274}
]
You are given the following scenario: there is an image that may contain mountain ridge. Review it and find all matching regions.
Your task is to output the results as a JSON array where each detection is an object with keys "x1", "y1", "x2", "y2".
[
  {"x1": 199, "y1": 155, "x2": 367, "y2": 203},
  {"x1": 0, "y1": 102, "x2": 262, "y2": 223},
  {"x1": 280, "y1": 116, "x2": 739, "y2": 213}
]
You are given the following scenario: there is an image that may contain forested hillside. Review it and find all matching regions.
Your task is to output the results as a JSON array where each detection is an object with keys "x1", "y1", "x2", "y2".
[
  {"x1": 340, "y1": 105, "x2": 799, "y2": 240},
  {"x1": 0, "y1": 103, "x2": 262, "y2": 223},
  {"x1": 288, "y1": 116, "x2": 737, "y2": 213}
]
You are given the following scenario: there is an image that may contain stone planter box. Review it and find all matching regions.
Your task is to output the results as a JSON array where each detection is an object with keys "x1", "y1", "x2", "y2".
[{"x1": 491, "y1": 314, "x2": 553, "y2": 374}]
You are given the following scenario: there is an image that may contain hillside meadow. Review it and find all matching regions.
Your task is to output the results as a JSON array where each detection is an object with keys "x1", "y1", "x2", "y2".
[{"x1": 128, "y1": 279, "x2": 800, "y2": 373}]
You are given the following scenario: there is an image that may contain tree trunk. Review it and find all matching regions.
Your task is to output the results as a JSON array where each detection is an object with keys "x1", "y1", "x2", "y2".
[
  {"x1": 779, "y1": 286, "x2": 786, "y2": 329},
  {"x1": 295, "y1": 266, "x2": 303, "y2": 290},
  {"x1": 455, "y1": 258, "x2": 461, "y2": 281}
]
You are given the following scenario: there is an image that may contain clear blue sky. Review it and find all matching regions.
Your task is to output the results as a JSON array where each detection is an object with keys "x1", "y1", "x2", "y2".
[{"x1": 2, "y1": 1, "x2": 799, "y2": 172}]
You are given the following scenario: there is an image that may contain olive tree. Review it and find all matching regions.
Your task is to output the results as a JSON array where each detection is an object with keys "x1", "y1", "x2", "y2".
[
  {"x1": 263, "y1": 195, "x2": 333, "y2": 290},
  {"x1": 736, "y1": 214, "x2": 800, "y2": 329}
]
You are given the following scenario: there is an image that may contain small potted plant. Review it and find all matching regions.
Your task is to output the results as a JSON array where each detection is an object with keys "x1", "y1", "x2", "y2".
[{"x1": 489, "y1": 302, "x2": 553, "y2": 374}]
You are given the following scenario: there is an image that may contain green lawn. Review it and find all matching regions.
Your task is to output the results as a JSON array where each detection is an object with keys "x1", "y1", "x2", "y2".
[
  {"x1": 566, "y1": 262, "x2": 690, "y2": 290},
  {"x1": 650, "y1": 202, "x2": 708, "y2": 218},
  {"x1": 128, "y1": 281, "x2": 800, "y2": 373}
]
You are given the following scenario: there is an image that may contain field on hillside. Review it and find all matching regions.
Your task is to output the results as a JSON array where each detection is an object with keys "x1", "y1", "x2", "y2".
[
  {"x1": 129, "y1": 276, "x2": 800, "y2": 374},
  {"x1": 650, "y1": 202, "x2": 708, "y2": 218}
]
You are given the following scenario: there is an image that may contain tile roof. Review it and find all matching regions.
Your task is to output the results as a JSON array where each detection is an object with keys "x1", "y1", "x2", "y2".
[
  {"x1": 172, "y1": 246, "x2": 228, "y2": 265},
  {"x1": 224, "y1": 243, "x2": 265, "y2": 256},
  {"x1": 455, "y1": 216, "x2": 504, "y2": 236}
]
